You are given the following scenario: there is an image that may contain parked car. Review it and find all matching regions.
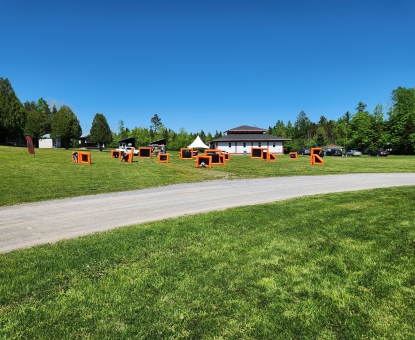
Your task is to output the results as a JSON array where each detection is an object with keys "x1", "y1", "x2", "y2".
[
  {"x1": 345, "y1": 150, "x2": 362, "y2": 156},
  {"x1": 325, "y1": 149, "x2": 343, "y2": 156},
  {"x1": 368, "y1": 150, "x2": 388, "y2": 157},
  {"x1": 297, "y1": 148, "x2": 310, "y2": 155},
  {"x1": 116, "y1": 146, "x2": 139, "y2": 156}
]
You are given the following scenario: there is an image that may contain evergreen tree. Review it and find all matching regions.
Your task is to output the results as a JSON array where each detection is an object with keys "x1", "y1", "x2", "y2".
[
  {"x1": 90, "y1": 113, "x2": 112, "y2": 150},
  {"x1": 355, "y1": 102, "x2": 367, "y2": 113},
  {"x1": 293, "y1": 111, "x2": 311, "y2": 147},
  {"x1": 150, "y1": 114, "x2": 162, "y2": 134},
  {"x1": 24, "y1": 101, "x2": 37, "y2": 112},
  {"x1": 343, "y1": 111, "x2": 352, "y2": 149},
  {"x1": 118, "y1": 120, "x2": 130, "y2": 140},
  {"x1": 0, "y1": 77, "x2": 26, "y2": 140},
  {"x1": 36, "y1": 98, "x2": 52, "y2": 133}
]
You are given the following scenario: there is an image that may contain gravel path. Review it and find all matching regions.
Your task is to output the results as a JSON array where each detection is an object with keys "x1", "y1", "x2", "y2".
[{"x1": 1, "y1": 173, "x2": 415, "y2": 254}]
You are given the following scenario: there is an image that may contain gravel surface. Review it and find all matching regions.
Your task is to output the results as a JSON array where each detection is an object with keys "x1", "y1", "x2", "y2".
[{"x1": 1, "y1": 173, "x2": 415, "y2": 253}]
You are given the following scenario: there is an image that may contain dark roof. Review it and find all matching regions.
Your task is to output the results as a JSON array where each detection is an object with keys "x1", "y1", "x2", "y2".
[
  {"x1": 210, "y1": 134, "x2": 290, "y2": 142},
  {"x1": 118, "y1": 137, "x2": 135, "y2": 143},
  {"x1": 149, "y1": 139, "x2": 166, "y2": 145},
  {"x1": 226, "y1": 125, "x2": 267, "y2": 133}
]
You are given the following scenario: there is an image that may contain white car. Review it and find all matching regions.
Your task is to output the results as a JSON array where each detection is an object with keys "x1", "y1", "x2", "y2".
[
  {"x1": 117, "y1": 146, "x2": 139, "y2": 156},
  {"x1": 345, "y1": 150, "x2": 362, "y2": 156}
]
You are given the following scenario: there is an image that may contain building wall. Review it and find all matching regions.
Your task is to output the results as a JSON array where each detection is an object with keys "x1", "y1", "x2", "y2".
[
  {"x1": 214, "y1": 141, "x2": 284, "y2": 154},
  {"x1": 39, "y1": 138, "x2": 61, "y2": 148}
]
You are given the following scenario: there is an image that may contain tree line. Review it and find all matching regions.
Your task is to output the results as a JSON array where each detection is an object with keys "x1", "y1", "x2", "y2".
[
  {"x1": 0, "y1": 77, "x2": 82, "y2": 148},
  {"x1": 270, "y1": 87, "x2": 415, "y2": 154},
  {"x1": 1, "y1": 77, "x2": 415, "y2": 153},
  {"x1": 269, "y1": 86, "x2": 415, "y2": 154}
]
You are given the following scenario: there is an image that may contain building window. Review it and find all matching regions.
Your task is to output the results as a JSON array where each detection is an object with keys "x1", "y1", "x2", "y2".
[
  {"x1": 229, "y1": 143, "x2": 232, "y2": 148},
  {"x1": 273, "y1": 143, "x2": 276, "y2": 147},
  {"x1": 243, "y1": 142, "x2": 246, "y2": 148},
  {"x1": 258, "y1": 142, "x2": 261, "y2": 147}
]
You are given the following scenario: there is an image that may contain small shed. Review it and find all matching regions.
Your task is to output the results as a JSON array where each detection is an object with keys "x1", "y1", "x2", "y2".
[
  {"x1": 118, "y1": 137, "x2": 136, "y2": 149},
  {"x1": 79, "y1": 134, "x2": 99, "y2": 149},
  {"x1": 39, "y1": 134, "x2": 61, "y2": 148}
]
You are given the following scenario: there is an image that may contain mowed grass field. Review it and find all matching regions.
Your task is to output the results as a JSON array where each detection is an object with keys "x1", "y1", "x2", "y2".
[
  {"x1": 1, "y1": 146, "x2": 415, "y2": 339},
  {"x1": 0, "y1": 145, "x2": 414, "y2": 206}
]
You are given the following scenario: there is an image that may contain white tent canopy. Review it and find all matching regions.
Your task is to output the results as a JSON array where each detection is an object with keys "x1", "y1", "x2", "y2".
[{"x1": 188, "y1": 135, "x2": 209, "y2": 149}]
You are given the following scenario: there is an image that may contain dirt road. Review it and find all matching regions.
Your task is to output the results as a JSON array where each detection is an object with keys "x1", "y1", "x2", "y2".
[{"x1": 1, "y1": 173, "x2": 414, "y2": 253}]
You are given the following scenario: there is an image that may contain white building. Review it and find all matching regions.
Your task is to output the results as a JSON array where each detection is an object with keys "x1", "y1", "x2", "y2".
[
  {"x1": 39, "y1": 134, "x2": 61, "y2": 148},
  {"x1": 209, "y1": 125, "x2": 290, "y2": 155}
]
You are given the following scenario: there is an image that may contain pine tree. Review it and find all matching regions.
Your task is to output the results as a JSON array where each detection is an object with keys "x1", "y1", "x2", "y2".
[{"x1": 90, "y1": 113, "x2": 113, "y2": 150}]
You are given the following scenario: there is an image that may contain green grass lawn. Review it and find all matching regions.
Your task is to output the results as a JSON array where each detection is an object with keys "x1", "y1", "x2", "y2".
[
  {"x1": 1, "y1": 145, "x2": 414, "y2": 206},
  {"x1": 1, "y1": 146, "x2": 415, "y2": 339},
  {"x1": 1, "y1": 187, "x2": 415, "y2": 339}
]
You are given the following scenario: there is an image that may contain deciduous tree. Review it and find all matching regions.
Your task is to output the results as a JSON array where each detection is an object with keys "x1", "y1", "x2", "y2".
[
  {"x1": 388, "y1": 87, "x2": 415, "y2": 154},
  {"x1": 24, "y1": 109, "x2": 46, "y2": 142},
  {"x1": 51, "y1": 105, "x2": 82, "y2": 149}
]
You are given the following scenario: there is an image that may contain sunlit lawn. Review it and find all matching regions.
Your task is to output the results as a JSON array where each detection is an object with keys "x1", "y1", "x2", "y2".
[
  {"x1": 1, "y1": 187, "x2": 415, "y2": 339},
  {"x1": 1, "y1": 145, "x2": 414, "y2": 206}
]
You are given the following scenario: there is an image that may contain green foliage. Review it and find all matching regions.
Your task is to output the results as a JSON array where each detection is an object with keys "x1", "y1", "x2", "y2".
[
  {"x1": 117, "y1": 120, "x2": 130, "y2": 140},
  {"x1": 1, "y1": 187, "x2": 415, "y2": 338},
  {"x1": 23, "y1": 99, "x2": 51, "y2": 141},
  {"x1": 51, "y1": 105, "x2": 82, "y2": 149},
  {"x1": 89, "y1": 113, "x2": 113, "y2": 148},
  {"x1": 293, "y1": 110, "x2": 311, "y2": 145},
  {"x1": 2, "y1": 78, "x2": 415, "y2": 155},
  {"x1": 150, "y1": 113, "x2": 163, "y2": 134},
  {"x1": 168, "y1": 127, "x2": 193, "y2": 150},
  {"x1": 355, "y1": 101, "x2": 367, "y2": 112},
  {"x1": 130, "y1": 126, "x2": 152, "y2": 147},
  {"x1": 23, "y1": 100, "x2": 37, "y2": 112},
  {"x1": 0, "y1": 77, "x2": 26, "y2": 138},
  {"x1": 36, "y1": 97, "x2": 52, "y2": 133},
  {"x1": 24, "y1": 109, "x2": 46, "y2": 140},
  {"x1": 388, "y1": 87, "x2": 415, "y2": 154}
]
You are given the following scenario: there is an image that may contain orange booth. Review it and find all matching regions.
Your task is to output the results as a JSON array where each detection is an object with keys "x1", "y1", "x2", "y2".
[
  {"x1": 204, "y1": 149, "x2": 226, "y2": 165},
  {"x1": 121, "y1": 150, "x2": 134, "y2": 163},
  {"x1": 180, "y1": 148, "x2": 194, "y2": 160},
  {"x1": 261, "y1": 148, "x2": 277, "y2": 162},
  {"x1": 251, "y1": 147, "x2": 267, "y2": 159},
  {"x1": 111, "y1": 150, "x2": 123, "y2": 158},
  {"x1": 72, "y1": 151, "x2": 91, "y2": 164},
  {"x1": 310, "y1": 148, "x2": 324, "y2": 165},
  {"x1": 139, "y1": 147, "x2": 152, "y2": 158},
  {"x1": 158, "y1": 154, "x2": 170, "y2": 163},
  {"x1": 195, "y1": 155, "x2": 212, "y2": 168},
  {"x1": 289, "y1": 152, "x2": 298, "y2": 160}
]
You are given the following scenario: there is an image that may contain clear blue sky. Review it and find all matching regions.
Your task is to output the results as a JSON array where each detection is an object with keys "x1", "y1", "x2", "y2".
[{"x1": 2, "y1": 0, "x2": 414, "y2": 136}]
